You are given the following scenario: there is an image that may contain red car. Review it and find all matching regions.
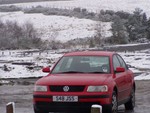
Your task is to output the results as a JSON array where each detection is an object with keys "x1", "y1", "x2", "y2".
[{"x1": 33, "y1": 51, "x2": 135, "y2": 113}]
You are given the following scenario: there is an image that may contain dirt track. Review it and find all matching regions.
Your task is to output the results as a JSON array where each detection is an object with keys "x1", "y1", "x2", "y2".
[{"x1": 0, "y1": 80, "x2": 150, "y2": 113}]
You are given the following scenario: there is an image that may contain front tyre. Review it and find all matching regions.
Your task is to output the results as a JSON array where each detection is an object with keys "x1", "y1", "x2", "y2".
[
  {"x1": 111, "y1": 91, "x2": 118, "y2": 113},
  {"x1": 34, "y1": 106, "x2": 49, "y2": 113},
  {"x1": 104, "y1": 91, "x2": 118, "y2": 113},
  {"x1": 125, "y1": 88, "x2": 135, "y2": 110},
  {"x1": 34, "y1": 108, "x2": 41, "y2": 113}
]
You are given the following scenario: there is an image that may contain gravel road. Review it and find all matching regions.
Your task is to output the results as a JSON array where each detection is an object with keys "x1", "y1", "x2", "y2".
[{"x1": 0, "y1": 80, "x2": 150, "y2": 113}]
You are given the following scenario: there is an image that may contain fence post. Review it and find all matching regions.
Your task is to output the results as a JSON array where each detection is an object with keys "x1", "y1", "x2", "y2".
[
  {"x1": 6, "y1": 102, "x2": 15, "y2": 113},
  {"x1": 91, "y1": 105, "x2": 102, "y2": 113}
]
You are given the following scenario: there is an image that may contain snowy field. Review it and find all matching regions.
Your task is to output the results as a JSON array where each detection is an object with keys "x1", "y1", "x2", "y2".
[
  {"x1": 0, "y1": 49, "x2": 150, "y2": 80},
  {"x1": 0, "y1": 11, "x2": 112, "y2": 42},
  {"x1": 0, "y1": 50, "x2": 62, "y2": 78}
]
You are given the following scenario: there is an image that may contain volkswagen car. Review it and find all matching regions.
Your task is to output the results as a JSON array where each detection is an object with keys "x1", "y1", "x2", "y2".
[{"x1": 33, "y1": 51, "x2": 135, "y2": 113}]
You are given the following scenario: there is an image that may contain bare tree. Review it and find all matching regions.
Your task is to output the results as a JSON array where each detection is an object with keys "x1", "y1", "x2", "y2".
[
  {"x1": 94, "y1": 21, "x2": 106, "y2": 46},
  {"x1": 0, "y1": 20, "x2": 43, "y2": 49}
]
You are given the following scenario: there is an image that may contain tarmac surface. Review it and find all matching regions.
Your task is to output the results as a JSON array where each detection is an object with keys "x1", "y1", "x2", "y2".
[{"x1": 0, "y1": 79, "x2": 150, "y2": 113}]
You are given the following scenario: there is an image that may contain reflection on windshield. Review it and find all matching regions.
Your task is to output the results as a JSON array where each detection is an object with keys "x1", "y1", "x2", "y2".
[{"x1": 52, "y1": 56, "x2": 110, "y2": 74}]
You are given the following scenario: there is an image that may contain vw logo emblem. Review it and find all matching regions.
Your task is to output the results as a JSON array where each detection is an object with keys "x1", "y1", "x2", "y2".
[{"x1": 63, "y1": 86, "x2": 69, "y2": 92}]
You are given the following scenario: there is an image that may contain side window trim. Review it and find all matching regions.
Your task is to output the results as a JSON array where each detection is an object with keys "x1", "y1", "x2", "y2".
[
  {"x1": 113, "y1": 54, "x2": 121, "y2": 72},
  {"x1": 116, "y1": 54, "x2": 128, "y2": 70}
]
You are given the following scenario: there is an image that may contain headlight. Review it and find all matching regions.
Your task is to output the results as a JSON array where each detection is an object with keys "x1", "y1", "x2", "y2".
[
  {"x1": 34, "y1": 85, "x2": 48, "y2": 92},
  {"x1": 87, "y1": 85, "x2": 108, "y2": 92}
]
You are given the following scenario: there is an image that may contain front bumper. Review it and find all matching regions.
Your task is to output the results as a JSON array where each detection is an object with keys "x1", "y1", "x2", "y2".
[
  {"x1": 33, "y1": 94, "x2": 110, "y2": 112},
  {"x1": 34, "y1": 102, "x2": 100, "y2": 112}
]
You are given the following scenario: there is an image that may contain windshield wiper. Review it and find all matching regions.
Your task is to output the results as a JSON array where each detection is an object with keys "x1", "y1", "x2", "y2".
[
  {"x1": 60, "y1": 71, "x2": 85, "y2": 73},
  {"x1": 88, "y1": 71, "x2": 107, "y2": 74},
  {"x1": 54, "y1": 71, "x2": 108, "y2": 74}
]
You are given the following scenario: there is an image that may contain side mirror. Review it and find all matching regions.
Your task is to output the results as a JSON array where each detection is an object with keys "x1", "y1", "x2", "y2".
[
  {"x1": 42, "y1": 67, "x2": 51, "y2": 73},
  {"x1": 115, "y1": 67, "x2": 125, "y2": 73}
]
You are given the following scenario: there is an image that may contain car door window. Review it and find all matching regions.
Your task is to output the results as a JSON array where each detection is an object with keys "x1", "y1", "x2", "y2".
[
  {"x1": 113, "y1": 55, "x2": 121, "y2": 71},
  {"x1": 117, "y1": 55, "x2": 127, "y2": 70}
]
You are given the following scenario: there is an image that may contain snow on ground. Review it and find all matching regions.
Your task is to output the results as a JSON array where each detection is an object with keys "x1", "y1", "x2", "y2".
[
  {"x1": 0, "y1": 49, "x2": 150, "y2": 80},
  {"x1": 0, "y1": 50, "x2": 62, "y2": 78},
  {"x1": 119, "y1": 50, "x2": 150, "y2": 80},
  {"x1": 135, "y1": 72, "x2": 150, "y2": 80},
  {"x1": 0, "y1": 11, "x2": 111, "y2": 42},
  {"x1": 1, "y1": 0, "x2": 150, "y2": 17},
  {"x1": 120, "y1": 52, "x2": 150, "y2": 71}
]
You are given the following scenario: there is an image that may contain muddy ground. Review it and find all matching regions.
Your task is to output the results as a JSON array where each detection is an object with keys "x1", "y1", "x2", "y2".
[{"x1": 0, "y1": 79, "x2": 150, "y2": 113}]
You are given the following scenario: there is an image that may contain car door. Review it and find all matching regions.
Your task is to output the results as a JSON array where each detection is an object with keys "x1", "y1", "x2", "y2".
[
  {"x1": 113, "y1": 55, "x2": 127, "y2": 101},
  {"x1": 116, "y1": 54, "x2": 132, "y2": 98}
]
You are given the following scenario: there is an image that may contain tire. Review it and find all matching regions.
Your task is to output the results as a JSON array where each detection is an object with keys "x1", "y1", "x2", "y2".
[
  {"x1": 125, "y1": 88, "x2": 135, "y2": 110},
  {"x1": 34, "y1": 107, "x2": 49, "y2": 113},
  {"x1": 104, "y1": 91, "x2": 118, "y2": 113},
  {"x1": 34, "y1": 108, "x2": 40, "y2": 113}
]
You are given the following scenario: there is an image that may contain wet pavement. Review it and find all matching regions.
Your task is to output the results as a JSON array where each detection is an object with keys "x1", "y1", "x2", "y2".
[{"x1": 0, "y1": 80, "x2": 150, "y2": 113}]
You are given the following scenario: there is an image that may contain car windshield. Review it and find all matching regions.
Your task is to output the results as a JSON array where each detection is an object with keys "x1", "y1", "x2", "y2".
[{"x1": 52, "y1": 56, "x2": 110, "y2": 74}]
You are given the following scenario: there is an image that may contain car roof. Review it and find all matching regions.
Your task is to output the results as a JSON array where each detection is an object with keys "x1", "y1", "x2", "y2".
[{"x1": 64, "y1": 51, "x2": 116, "y2": 57}]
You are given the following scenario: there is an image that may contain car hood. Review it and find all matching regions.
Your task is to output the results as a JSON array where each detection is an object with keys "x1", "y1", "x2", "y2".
[{"x1": 36, "y1": 73, "x2": 112, "y2": 85}]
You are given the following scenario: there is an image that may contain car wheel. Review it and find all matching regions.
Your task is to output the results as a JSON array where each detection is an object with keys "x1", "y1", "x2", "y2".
[
  {"x1": 111, "y1": 91, "x2": 118, "y2": 113},
  {"x1": 104, "y1": 91, "x2": 118, "y2": 113},
  {"x1": 34, "y1": 107, "x2": 49, "y2": 113},
  {"x1": 34, "y1": 109, "x2": 40, "y2": 113},
  {"x1": 125, "y1": 88, "x2": 135, "y2": 110}
]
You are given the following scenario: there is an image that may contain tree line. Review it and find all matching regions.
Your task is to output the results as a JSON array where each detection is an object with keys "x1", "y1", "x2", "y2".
[
  {"x1": 0, "y1": 0, "x2": 59, "y2": 5},
  {"x1": 0, "y1": 20, "x2": 43, "y2": 49},
  {"x1": 110, "y1": 8, "x2": 150, "y2": 44},
  {"x1": 84, "y1": 8, "x2": 150, "y2": 48}
]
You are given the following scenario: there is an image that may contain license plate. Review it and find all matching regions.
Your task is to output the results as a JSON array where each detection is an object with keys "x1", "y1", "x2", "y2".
[{"x1": 53, "y1": 96, "x2": 78, "y2": 102}]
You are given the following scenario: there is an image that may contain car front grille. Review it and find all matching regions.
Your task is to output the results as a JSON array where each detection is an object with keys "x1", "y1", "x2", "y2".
[{"x1": 49, "y1": 85, "x2": 85, "y2": 92}]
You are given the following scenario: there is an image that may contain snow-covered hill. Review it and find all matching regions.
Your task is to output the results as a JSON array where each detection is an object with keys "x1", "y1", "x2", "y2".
[
  {"x1": 1, "y1": 0, "x2": 150, "y2": 42},
  {"x1": 1, "y1": 0, "x2": 150, "y2": 17},
  {"x1": 0, "y1": 11, "x2": 112, "y2": 42}
]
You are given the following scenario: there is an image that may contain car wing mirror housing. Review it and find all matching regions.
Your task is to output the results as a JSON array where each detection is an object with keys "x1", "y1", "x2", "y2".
[
  {"x1": 42, "y1": 67, "x2": 51, "y2": 73},
  {"x1": 115, "y1": 67, "x2": 125, "y2": 73}
]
